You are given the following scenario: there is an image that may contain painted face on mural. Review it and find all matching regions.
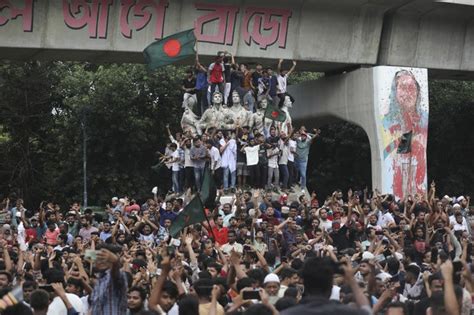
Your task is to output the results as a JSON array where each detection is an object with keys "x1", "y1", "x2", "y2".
[{"x1": 396, "y1": 74, "x2": 418, "y2": 113}]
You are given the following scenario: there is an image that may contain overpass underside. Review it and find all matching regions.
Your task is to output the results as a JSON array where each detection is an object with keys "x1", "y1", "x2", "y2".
[{"x1": 0, "y1": 0, "x2": 473, "y2": 79}]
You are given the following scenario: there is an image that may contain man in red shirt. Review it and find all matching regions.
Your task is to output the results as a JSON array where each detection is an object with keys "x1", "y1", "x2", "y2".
[
  {"x1": 208, "y1": 53, "x2": 225, "y2": 95},
  {"x1": 210, "y1": 216, "x2": 228, "y2": 246}
]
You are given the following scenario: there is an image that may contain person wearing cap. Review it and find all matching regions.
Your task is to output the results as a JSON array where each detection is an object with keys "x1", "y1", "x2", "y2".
[
  {"x1": 450, "y1": 210, "x2": 469, "y2": 233},
  {"x1": 263, "y1": 273, "x2": 281, "y2": 305}
]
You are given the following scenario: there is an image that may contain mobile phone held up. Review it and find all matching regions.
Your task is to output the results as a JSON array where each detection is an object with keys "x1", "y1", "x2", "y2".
[{"x1": 242, "y1": 290, "x2": 261, "y2": 300}]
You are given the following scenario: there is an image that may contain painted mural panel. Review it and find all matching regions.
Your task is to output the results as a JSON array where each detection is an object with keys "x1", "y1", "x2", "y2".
[{"x1": 375, "y1": 67, "x2": 429, "y2": 200}]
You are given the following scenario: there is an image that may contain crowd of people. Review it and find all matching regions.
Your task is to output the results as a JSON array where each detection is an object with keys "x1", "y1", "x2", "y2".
[
  {"x1": 0, "y1": 184, "x2": 472, "y2": 315},
  {"x1": 0, "y1": 51, "x2": 472, "y2": 315},
  {"x1": 159, "y1": 51, "x2": 319, "y2": 195}
]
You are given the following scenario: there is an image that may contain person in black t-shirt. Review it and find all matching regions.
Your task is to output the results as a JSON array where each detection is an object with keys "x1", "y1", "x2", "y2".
[{"x1": 182, "y1": 68, "x2": 196, "y2": 108}]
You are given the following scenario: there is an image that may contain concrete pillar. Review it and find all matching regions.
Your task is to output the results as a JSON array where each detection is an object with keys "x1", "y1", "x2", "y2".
[{"x1": 287, "y1": 66, "x2": 429, "y2": 200}]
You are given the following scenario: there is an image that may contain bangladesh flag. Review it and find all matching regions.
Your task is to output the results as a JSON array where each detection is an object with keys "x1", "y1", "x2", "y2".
[
  {"x1": 143, "y1": 29, "x2": 196, "y2": 70},
  {"x1": 169, "y1": 195, "x2": 207, "y2": 237},
  {"x1": 200, "y1": 167, "x2": 217, "y2": 209},
  {"x1": 264, "y1": 100, "x2": 287, "y2": 122}
]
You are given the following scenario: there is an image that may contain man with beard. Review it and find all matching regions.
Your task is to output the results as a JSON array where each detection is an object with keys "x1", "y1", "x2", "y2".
[
  {"x1": 263, "y1": 273, "x2": 281, "y2": 305},
  {"x1": 65, "y1": 212, "x2": 80, "y2": 237},
  {"x1": 100, "y1": 221, "x2": 113, "y2": 242},
  {"x1": 78, "y1": 217, "x2": 98, "y2": 243}
]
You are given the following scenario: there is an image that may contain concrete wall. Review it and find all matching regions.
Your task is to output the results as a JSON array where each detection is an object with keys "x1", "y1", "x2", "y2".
[
  {"x1": 288, "y1": 66, "x2": 429, "y2": 199},
  {"x1": 0, "y1": 0, "x2": 473, "y2": 78}
]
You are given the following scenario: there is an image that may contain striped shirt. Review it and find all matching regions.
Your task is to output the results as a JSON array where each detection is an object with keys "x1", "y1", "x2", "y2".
[{"x1": 90, "y1": 269, "x2": 128, "y2": 315}]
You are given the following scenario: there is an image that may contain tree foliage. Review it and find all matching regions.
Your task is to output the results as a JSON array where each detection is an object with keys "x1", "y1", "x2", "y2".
[
  {"x1": 0, "y1": 63, "x2": 472, "y2": 207},
  {"x1": 0, "y1": 62, "x2": 184, "y2": 207}
]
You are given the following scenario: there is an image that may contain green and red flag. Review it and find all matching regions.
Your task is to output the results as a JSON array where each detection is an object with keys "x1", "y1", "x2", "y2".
[
  {"x1": 264, "y1": 100, "x2": 287, "y2": 122},
  {"x1": 169, "y1": 194, "x2": 206, "y2": 237},
  {"x1": 200, "y1": 167, "x2": 217, "y2": 209},
  {"x1": 143, "y1": 29, "x2": 196, "y2": 70}
]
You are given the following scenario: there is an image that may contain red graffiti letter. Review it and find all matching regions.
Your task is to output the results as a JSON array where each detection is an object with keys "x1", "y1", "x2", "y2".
[
  {"x1": 194, "y1": 3, "x2": 239, "y2": 45},
  {"x1": 63, "y1": 0, "x2": 113, "y2": 39},
  {"x1": 0, "y1": 0, "x2": 34, "y2": 32},
  {"x1": 242, "y1": 7, "x2": 292, "y2": 50},
  {"x1": 120, "y1": 0, "x2": 168, "y2": 39}
]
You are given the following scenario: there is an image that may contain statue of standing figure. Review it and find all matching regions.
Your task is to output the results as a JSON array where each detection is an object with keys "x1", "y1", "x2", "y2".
[
  {"x1": 277, "y1": 95, "x2": 293, "y2": 135},
  {"x1": 229, "y1": 91, "x2": 251, "y2": 128},
  {"x1": 198, "y1": 91, "x2": 237, "y2": 133},
  {"x1": 181, "y1": 96, "x2": 200, "y2": 136},
  {"x1": 250, "y1": 97, "x2": 271, "y2": 135},
  {"x1": 182, "y1": 90, "x2": 295, "y2": 136}
]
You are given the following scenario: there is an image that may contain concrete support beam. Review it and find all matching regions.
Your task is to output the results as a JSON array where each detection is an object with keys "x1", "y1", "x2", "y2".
[{"x1": 288, "y1": 66, "x2": 429, "y2": 199}]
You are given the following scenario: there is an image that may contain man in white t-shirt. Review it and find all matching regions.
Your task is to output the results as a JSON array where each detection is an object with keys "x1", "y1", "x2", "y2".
[
  {"x1": 44, "y1": 275, "x2": 85, "y2": 315},
  {"x1": 267, "y1": 143, "x2": 280, "y2": 189},
  {"x1": 243, "y1": 140, "x2": 260, "y2": 189},
  {"x1": 220, "y1": 135, "x2": 237, "y2": 192},
  {"x1": 168, "y1": 143, "x2": 182, "y2": 194},
  {"x1": 206, "y1": 140, "x2": 222, "y2": 188},
  {"x1": 276, "y1": 59, "x2": 296, "y2": 105}
]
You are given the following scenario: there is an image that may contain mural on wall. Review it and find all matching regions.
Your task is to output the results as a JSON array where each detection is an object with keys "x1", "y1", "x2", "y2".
[{"x1": 378, "y1": 68, "x2": 428, "y2": 200}]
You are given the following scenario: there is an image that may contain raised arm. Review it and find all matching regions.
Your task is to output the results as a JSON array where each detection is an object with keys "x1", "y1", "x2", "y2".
[
  {"x1": 287, "y1": 60, "x2": 297, "y2": 76},
  {"x1": 149, "y1": 251, "x2": 172, "y2": 311},
  {"x1": 277, "y1": 59, "x2": 283, "y2": 73},
  {"x1": 440, "y1": 260, "x2": 460, "y2": 315}
]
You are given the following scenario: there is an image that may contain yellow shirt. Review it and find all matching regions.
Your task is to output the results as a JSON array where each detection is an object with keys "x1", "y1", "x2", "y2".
[{"x1": 199, "y1": 302, "x2": 225, "y2": 315}]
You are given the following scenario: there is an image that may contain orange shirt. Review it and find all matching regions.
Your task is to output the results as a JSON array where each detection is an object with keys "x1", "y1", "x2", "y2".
[
  {"x1": 45, "y1": 228, "x2": 59, "y2": 245},
  {"x1": 243, "y1": 72, "x2": 253, "y2": 90}
]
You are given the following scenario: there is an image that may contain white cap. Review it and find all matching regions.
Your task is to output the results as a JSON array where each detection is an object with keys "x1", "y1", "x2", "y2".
[
  {"x1": 112, "y1": 197, "x2": 118, "y2": 201},
  {"x1": 457, "y1": 196, "x2": 466, "y2": 203},
  {"x1": 281, "y1": 206, "x2": 290, "y2": 214},
  {"x1": 376, "y1": 272, "x2": 392, "y2": 282},
  {"x1": 264, "y1": 273, "x2": 280, "y2": 284},
  {"x1": 394, "y1": 252, "x2": 403, "y2": 261},
  {"x1": 362, "y1": 251, "x2": 375, "y2": 261},
  {"x1": 442, "y1": 195, "x2": 452, "y2": 202},
  {"x1": 453, "y1": 203, "x2": 461, "y2": 209}
]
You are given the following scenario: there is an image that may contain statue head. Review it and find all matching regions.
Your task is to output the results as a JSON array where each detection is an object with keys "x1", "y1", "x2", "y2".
[
  {"x1": 212, "y1": 91, "x2": 223, "y2": 105},
  {"x1": 283, "y1": 95, "x2": 293, "y2": 108},
  {"x1": 183, "y1": 95, "x2": 196, "y2": 110},
  {"x1": 258, "y1": 98, "x2": 268, "y2": 110},
  {"x1": 232, "y1": 91, "x2": 241, "y2": 105}
]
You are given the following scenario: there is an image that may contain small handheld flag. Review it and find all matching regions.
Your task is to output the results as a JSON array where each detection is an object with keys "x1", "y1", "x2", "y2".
[{"x1": 143, "y1": 29, "x2": 196, "y2": 70}]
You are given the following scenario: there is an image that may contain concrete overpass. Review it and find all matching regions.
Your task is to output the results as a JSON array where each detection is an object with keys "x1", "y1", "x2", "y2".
[
  {"x1": 1, "y1": 0, "x2": 472, "y2": 198},
  {"x1": 0, "y1": 0, "x2": 473, "y2": 79}
]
